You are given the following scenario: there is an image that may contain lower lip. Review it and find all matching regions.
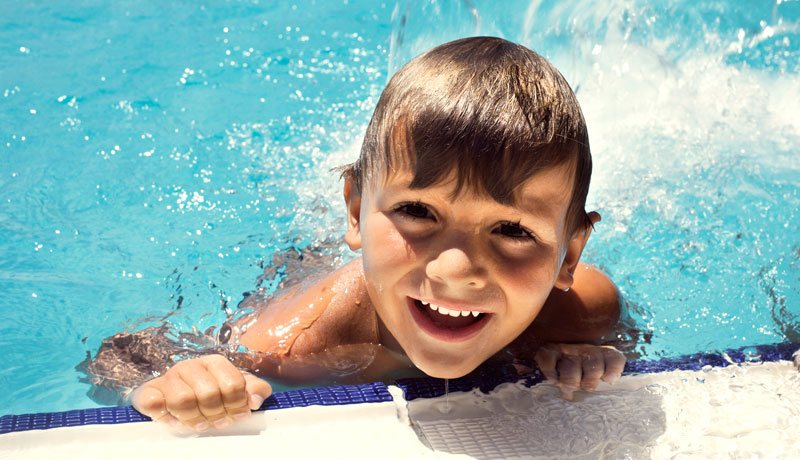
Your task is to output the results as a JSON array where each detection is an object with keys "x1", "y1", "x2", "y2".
[{"x1": 407, "y1": 297, "x2": 491, "y2": 342}]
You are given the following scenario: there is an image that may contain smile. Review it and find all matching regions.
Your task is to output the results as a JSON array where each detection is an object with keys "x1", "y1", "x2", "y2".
[
  {"x1": 424, "y1": 300, "x2": 483, "y2": 318},
  {"x1": 407, "y1": 297, "x2": 491, "y2": 342}
]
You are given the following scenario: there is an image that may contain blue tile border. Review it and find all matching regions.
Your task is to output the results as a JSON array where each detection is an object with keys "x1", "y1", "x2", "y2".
[
  {"x1": 1, "y1": 342, "x2": 796, "y2": 434},
  {"x1": 0, "y1": 382, "x2": 393, "y2": 435},
  {"x1": 397, "y1": 341, "x2": 797, "y2": 400},
  {"x1": 0, "y1": 406, "x2": 150, "y2": 435}
]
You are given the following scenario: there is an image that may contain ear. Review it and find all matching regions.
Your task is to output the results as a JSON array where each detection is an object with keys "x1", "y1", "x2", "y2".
[
  {"x1": 554, "y1": 211, "x2": 601, "y2": 290},
  {"x1": 343, "y1": 179, "x2": 363, "y2": 250}
]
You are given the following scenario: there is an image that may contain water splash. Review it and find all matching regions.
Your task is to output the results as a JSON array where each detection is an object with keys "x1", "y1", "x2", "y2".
[
  {"x1": 389, "y1": 0, "x2": 800, "y2": 359},
  {"x1": 742, "y1": 347, "x2": 763, "y2": 364},
  {"x1": 444, "y1": 378, "x2": 452, "y2": 414},
  {"x1": 435, "y1": 378, "x2": 452, "y2": 414}
]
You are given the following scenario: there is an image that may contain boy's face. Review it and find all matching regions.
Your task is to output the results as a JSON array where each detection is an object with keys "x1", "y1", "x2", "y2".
[{"x1": 344, "y1": 162, "x2": 590, "y2": 378}]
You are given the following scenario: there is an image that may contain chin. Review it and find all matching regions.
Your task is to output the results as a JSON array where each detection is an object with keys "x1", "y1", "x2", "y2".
[{"x1": 412, "y1": 356, "x2": 481, "y2": 379}]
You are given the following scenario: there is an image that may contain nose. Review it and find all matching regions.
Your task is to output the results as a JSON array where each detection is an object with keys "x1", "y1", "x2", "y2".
[{"x1": 425, "y1": 246, "x2": 488, "y2": 290}]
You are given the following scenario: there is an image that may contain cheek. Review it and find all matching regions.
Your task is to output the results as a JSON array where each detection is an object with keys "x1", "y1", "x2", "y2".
[
  {"x1": 361, "y1": 215, "x2": 415, "y2": 272},
  {"x1": 495, "y1": 247, "x2": 560, "y2": 302}
]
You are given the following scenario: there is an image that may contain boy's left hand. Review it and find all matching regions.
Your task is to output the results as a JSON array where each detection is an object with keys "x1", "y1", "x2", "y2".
[{"x1": 534, "y1": 343, "x2": 626, "y2": 400}]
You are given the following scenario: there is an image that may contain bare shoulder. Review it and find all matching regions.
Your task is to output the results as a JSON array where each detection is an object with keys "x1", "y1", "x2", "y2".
[
  {"x1": 237, "y1": 258, "x2": 378, "y2": 356},
  {"x1": 528, "y1": 263, "x2": 622, "y2": 344}
]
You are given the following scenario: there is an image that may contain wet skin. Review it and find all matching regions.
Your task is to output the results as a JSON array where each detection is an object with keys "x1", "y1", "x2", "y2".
[
  {"x1": 342, "y1": 163, "x2": 614, "y2": 379},
  {"x1": 131, "y1": 163, "x2": 625, "y2": 430}
]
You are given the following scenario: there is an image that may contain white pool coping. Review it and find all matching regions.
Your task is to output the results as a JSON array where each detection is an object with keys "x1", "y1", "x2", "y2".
[{"x1": 2, "y1": 361, "x2": 799, "y2": 460}]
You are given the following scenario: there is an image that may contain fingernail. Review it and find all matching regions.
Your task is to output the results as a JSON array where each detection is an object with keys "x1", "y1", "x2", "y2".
[
  {"x1": 233, "y1": 411, "x2": 250, "y2": 421},
  {"x1": 249, "y1": 394, "x2": 265, "y2": 410},
  {"x1": 193, "y1": 421, "x2": 209, "y2": 432},
  {"x1": 214, "y1": 418, "x2": 231, "y2": 429},
  {"x1": 166, "y1": 416, "x2": 181, "y2": 428},
  {"x1": 606, "y1": 374, "x2": 619, "y2": 385},
  {"x1": 558, "y1": 382, "x2": 578, "y2": 391}
]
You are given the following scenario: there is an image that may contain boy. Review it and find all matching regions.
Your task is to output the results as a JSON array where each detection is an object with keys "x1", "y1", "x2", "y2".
[{"x1": 131, "y1": 36, "x2": 625, "y2": 432}]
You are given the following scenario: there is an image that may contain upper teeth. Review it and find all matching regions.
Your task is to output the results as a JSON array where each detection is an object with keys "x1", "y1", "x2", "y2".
[{"x1": 421, "y1": 301, "x2": 481, "y2": 318}]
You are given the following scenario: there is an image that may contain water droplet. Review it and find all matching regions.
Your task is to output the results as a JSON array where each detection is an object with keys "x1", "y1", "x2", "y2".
[
  {"x1": 433, "y1": 400, "x2": 452, "y2": 414},
  {"x1": 645, "y1": 384, "x2": 666, "y2": 396},
  {"x1": 443, "y1": 378, "x2": 450, "y2": 413},
  {"x1": 742, "y1": 347, "x2": 762, "y2": 364}
]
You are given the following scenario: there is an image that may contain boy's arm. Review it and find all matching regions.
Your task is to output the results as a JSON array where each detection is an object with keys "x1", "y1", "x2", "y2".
[
  {"x1": 234, "y1": 258, "x2": 374, "y2": 358},
  {"x1": 132, "y1": 258, "x2": 377, "y2": 430},
  {"x1": 512, "y1": 263, "x2": 626, "y2": 400},
  {"x1": 528, "y1": 262, "x2": 622, "y2": 343}
]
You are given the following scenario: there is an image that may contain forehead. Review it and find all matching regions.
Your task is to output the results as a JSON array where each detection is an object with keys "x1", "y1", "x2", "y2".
[{"x1": 514, "y1": 163, "x2": 575, "y2": 219}]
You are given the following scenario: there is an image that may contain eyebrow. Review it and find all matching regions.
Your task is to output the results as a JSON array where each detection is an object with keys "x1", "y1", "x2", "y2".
[
  {"x1": 517, "y1": 192, "x2": 564, "y2": 220},
  {"x1": 516, "y1": 168, "x2": 575, "y2": 221}
]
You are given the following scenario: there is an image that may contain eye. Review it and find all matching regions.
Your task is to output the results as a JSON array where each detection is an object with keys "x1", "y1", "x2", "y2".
[
  {"x1": 394, "y1": 201, "x2": 435, "y2": 220},
  {"x1": 494, "y1": 222, "x2": 535, "y2": 242}
]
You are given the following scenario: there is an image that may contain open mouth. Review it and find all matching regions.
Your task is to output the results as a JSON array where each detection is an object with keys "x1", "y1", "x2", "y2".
[{"x1": 407, "y1": 297, "x2": 491, "y2": 342}]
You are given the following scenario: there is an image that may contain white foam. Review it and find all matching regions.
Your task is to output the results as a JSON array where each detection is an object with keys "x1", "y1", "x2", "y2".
[
  {"x1": 571, "y1": 25, "x2": 800, "y2": 241},
  {"x1": 409, "y1": 361, "x2": 800, "y2": 459}
]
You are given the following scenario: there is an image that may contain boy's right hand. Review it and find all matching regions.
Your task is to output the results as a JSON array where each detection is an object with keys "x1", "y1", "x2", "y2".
[{"x1": 131, "y1": 354, "x2": 272, "y2": 431}]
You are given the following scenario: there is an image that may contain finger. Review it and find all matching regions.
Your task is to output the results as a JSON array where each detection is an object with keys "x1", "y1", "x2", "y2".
[
  {"x1": 534, "y1": 346, "x2": 559, "y2": 382},
  {"x1": 556, "y1": 355, "x2": 582, "y2": 400},
  {"x1": 203, "y1": 355, "x2": 251, "y2": 423},
  {"x1": 579, "y1": 351, "x2": 604, "y2": 392},
  {"x1": 131, "y1": 384, "x2": 168, "y2": 421},
  {"x1": 244, "y1": 372, "x2": 272, "y2": 410},
  {"x1": 175, "y1": 362, "x2": 231, "y2": 430},
  {"x1": 159, "y1": 370, "x2": 210, "y2": 431},
  {"x1": 133, "y1": 378, "x2": 200, "y2": 429},
  {"x1": 158, "y1": 414, "x2": 183, "y2": 428},
  {"x1": 601, "y1": 347, "x2": 626, "y2": 384}
]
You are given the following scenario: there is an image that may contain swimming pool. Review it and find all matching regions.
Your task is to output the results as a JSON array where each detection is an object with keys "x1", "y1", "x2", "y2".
[{"x1": 1, "y1": 0, "x2": 798, "y2": 418}]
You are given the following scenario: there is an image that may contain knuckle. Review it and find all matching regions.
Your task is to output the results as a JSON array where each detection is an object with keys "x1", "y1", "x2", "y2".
[
  {"x1": 581, "y1": 380, "x2": 600, "y2": 391},
  {"x1": 171, "y1": 359, "x2": 190, "y2": 370},
  {"x1": 138, "y1": 392, "x2": 164, "y2": 412},
  {"x1": 581, "y1": 350, "x2": 599, "y2": 361},
  {"x1": 559, "y1": 377, "x2": 580, "y2": 387},
  {"x1": 582, "y1": 374, "x2": 601, "y2": 383},
  {"x1": 536, "y1": 348, "x2": 554, "y2": 361},
  {"x1": 219, "y1": 377, "x2": 246, "y2": 397},
  {"x1": 202, "y1": 354, "x2": 229, "y2": 366},
  {"x1": 559, "y1": 343, "x2": 577, "y2": 354},
  {"x1": 194, "y1": 388, "x2": 221, "y2": 406},
  {"x1": 582, "y1": 357, "x2": 602, "y2": 371},
  {"x1": 558, "y1": 371, "x2": 580, "y2": 384},
  {"x1": 168, "y1": 390, "x2": 198, "y2": 410},
  {"x1": 204, "y1": 410, "x2": 228, "y2": 421},
  {"x1": 603, "y1": 346, "x2": 624, "y2": 357}
]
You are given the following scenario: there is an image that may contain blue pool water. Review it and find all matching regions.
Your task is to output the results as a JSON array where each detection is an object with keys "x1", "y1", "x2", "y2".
[{"x1": 1, "y1": 0, "x2": 798, "y2": 416}]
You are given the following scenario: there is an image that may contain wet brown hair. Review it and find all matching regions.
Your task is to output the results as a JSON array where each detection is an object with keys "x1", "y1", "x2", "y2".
[{"x1": 340, "y1": 36, "x2": 592, "y2": 236}]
